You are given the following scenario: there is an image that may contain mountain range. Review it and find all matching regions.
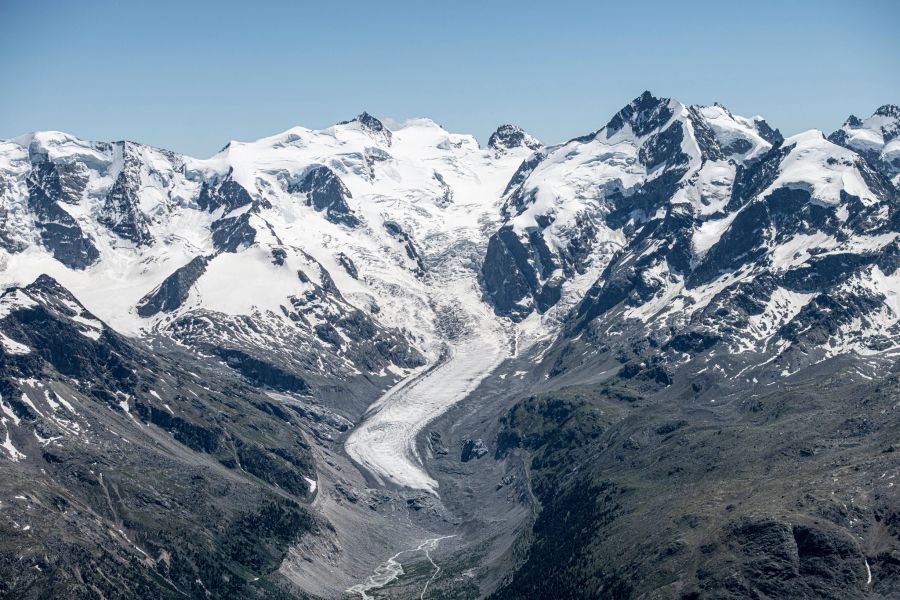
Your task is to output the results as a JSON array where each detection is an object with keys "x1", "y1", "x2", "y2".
[{"x1": 1, "y1": 92, "x2": 899, "y2": 599}]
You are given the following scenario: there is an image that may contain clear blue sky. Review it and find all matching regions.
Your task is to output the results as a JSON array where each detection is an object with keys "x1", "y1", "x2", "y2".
[{"x1": 1, "y1": 0, "x2": 897, "y2": 157}]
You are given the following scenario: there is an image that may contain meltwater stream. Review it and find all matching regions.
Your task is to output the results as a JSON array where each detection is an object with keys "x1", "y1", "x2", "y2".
[{"x1": 345, "y1": 535, "x2": 456, "y2": 600}]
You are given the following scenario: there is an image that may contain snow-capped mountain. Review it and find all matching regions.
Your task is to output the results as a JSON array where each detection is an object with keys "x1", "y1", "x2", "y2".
[
  {"x1": 480, "y1": 93, "x2": 900, "y2": 386},
  {"x1": 2, "y1": 94, "x2": 900, "y2": 600},
  {"x1": 0, "y1": 113, "x2": 537, "y2": 416},
  {"x1": 482, "y1": 92, "x2": 783, "y2": 319},
  {"x1": 487, "y1": 124, "x2": 543, "y2": 153},
  {"x1": 3, "y1": 93, "x2": 899, "y2": 442},
  {"x1": 829, "y1": 104, "x2": 900, "y2": 186}
]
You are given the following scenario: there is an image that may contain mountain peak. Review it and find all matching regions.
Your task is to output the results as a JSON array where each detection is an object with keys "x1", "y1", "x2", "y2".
[
  {"x1": 604, "y1": 91, "x2": 676, "y2": 138},
  {"x1": 635, "y1": 90, "x2": 659, "y2": 105},
  {"x1": 339, "y1": 111, "x2": 392, "y2": 145},
  {"x1": 874, "y1": 104, "x2": 900, "y2": 118},
  {"x1": 828, "y1": 104, "x2": 900, "y2": 183},
  {"x1": 22, "y1": 274, "x2": 89, "y2": 312},
  {"x1": 488, "y1": 124, "x2": 542, "y2": 152},
  {"x1": 26, "y1": 273, "x2": 65, "y2": 291},
  {"x1": 354, "y1": 111, "x2": 387, "y2": 131}
]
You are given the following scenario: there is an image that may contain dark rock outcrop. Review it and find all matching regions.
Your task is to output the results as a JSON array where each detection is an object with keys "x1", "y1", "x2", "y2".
[
  {"x1": 482, "y1": 226, "x2": 561, "y2": 320},
  {"x1": 98, "y1": 142, "x2": 154, "y2": 246},
  {"x1": 136, "y1": 255, "x2": 210, "y2": 317},
  {"x1": 461, "y1": 438, "x2": 488, "y2": 462},
  {"x1": 211, "y1": 211, "x2": 256, "y2": 253},
  {"x1": 196, "y1": 169, "x2": 254, "y2": 213},
  {"x1": 384, "y1": 220, "x2": 425, "y2": 275},
  {"x1": 429, "y1": 430, "x2": 449, "y2": 456},
  {"x1": 25, "y1": 157, "x2": 99, "y2": 269},
  {"x1": 488, "y1": 125, "x2": 542, "y2": 152},
  {"x1": 339, "y1": 111, "x2": 393, "y2": 146},
  {"x1": 289, "y1": 165, "x2": 360, "y2": 227}
]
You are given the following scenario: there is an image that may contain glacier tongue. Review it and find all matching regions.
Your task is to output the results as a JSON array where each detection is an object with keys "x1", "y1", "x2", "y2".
[{"x1": 345, "y1": 309, "x2": 509, "y2": 493}]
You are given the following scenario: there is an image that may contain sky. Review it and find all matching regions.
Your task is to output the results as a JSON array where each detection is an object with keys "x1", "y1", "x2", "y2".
[{"x1": 1, "y1": 0, "x2": 898, "y2": 158}]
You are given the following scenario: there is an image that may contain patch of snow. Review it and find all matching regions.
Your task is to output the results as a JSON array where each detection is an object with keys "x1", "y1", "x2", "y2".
[
  {"x1": 761, "y1": 131, "x2": 875, "y2": 206},
  {"x1": 1, "y1": 422, "x2": 25, "y2": 461},
  {"x1": 0, "y1": 331, "x2": 29, "y2": 354},
  {"x1": 746, "y1": 288, "x2": 816, "y2": 344}
]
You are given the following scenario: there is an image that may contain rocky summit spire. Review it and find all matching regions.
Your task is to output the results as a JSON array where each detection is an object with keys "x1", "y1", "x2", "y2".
[
  {"x1": 339, "y1": 111, "x2": 393, "y2": 146},
  {"x1": 488, "y1": 124, "x2": 542, "y2": 152}
]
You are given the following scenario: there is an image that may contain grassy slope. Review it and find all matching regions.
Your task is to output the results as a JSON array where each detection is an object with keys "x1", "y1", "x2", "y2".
[{"x1": 490, "y1": 362, "x2": 900, "y2": 599}]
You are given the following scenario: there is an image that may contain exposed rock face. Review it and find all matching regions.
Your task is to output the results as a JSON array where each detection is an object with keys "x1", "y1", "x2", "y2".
[
  {"x1": 384, "y1": 220, "x2": 425, "y2": 275},
  {"x1": 215, "y1": 347, "x2": 310, "y2": 393},
  {"x1": 337, "y1": 252, "x2": 359, "y2": 279},
  {"x1": 98, "y1": 142, "x2": 154, "y2": 246},
  {"x1": 339, "y1": 111, "x2": 393, "y2": 146},
  {"x1": 488, "y1": 125, "x2": 542, "y2": 152},
  {"x1": 709, "y1": 518, "x2": 868, "y2": 597},
  {"x1": 829, "y1": 103, "x2": 900, "y2": 184},
  {"x1": 460, "y1": 438, "x2": 488, "y2": 462},
  {"x1": 210, "y1": 210, "x2": 256, "y2": 252},
  {"x1": 136, "y1": 255, "x2": 210, "y2": 317},
  {"x1": 25, "y1": 157, "x2": 99, "y2": 269},
  {"x1": 194, "y1": 170, "x2": 262, "y2": 252},
  {"x1": 482, "y1": 225, "x2": 560, "y2": 319},
  {"x1": 196, "y1": 169, "x2": 254, "y2": 213},
  {"x1": 432, "y1": 170, "x2": 453, "y2": 207},
  {"x1": 289, "y1": 165, "x2": 360, "y2": 227},
  {"x1": 0, "y1": 275, "x2": 316, "y2": 599},
  {"x1": 500, "y1": 150, "x2": 545, "y2": 209},
  {"x1": 428, "y1": 430, "x2": 449, "y2": 456}
]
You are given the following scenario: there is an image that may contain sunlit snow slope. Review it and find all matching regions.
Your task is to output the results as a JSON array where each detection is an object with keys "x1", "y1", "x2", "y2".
[{"x1": 0, "y1": 113, "x2": 541, "y2": 490}]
